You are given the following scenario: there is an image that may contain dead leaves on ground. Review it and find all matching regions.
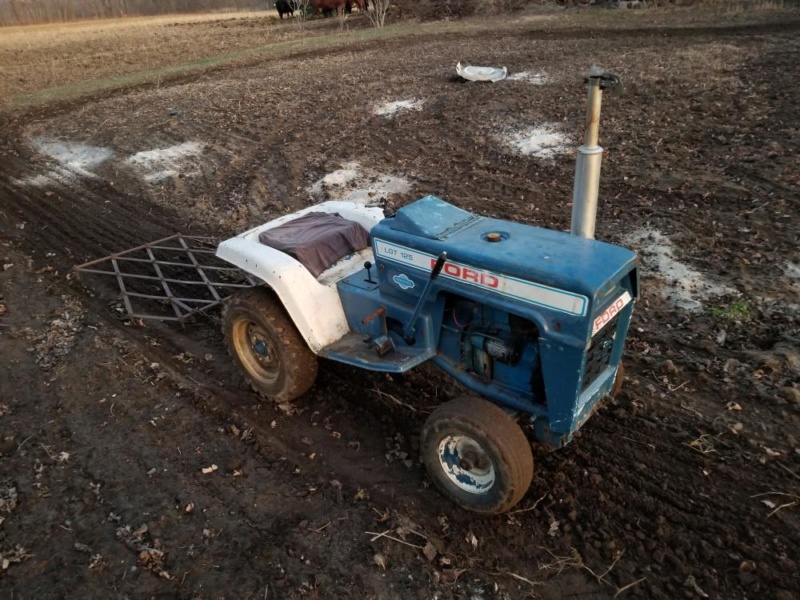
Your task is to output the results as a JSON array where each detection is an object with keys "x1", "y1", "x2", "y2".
[
  {"x1": 0, "y1": 545, "x2": 31, "y2": 573},
  {"x1": 116, "y1": 523, "x2": 171, "y2": 580}
]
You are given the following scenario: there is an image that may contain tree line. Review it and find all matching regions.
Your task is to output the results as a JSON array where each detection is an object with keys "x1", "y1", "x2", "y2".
[{"x1": 0, "y1": 0, "x2": 269, "y2": 26}]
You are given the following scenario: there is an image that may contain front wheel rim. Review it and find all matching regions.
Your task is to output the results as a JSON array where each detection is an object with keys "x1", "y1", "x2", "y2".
[
  {"x1": 232, "y1": 319, "x2": 280, "y2": 385},
  {"x1": 437, "y1": 434, "x2": 496, "y2": 495}
]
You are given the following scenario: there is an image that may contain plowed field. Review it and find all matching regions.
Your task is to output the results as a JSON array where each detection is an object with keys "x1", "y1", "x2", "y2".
[{"x1": 1, "y1": 7, "x2": 799, "y2": 599}]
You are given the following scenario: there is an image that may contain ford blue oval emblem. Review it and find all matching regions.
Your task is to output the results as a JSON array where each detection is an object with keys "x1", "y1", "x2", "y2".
[{"x1": 393, "y1": 273, "x2": 415, "y2": 290}]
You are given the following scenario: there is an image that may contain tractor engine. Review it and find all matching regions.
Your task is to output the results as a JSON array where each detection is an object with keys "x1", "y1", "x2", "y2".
[{"x1": 440, "y1": 299, "x2": 545, "y2": 402}]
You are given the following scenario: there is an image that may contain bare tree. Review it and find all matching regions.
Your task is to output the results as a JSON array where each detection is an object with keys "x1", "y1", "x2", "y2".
[
  {"x1": 367, "y1": 0, "x2": 389, "y2": 28},
  {"x1": 293, "y1": 0, "x2": 312, "y2": 30},
  {"x1": 336, "y1": 1, "x2": 349, "y2": 29}
]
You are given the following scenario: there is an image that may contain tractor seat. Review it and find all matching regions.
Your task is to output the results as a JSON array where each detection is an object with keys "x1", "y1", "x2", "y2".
[{"x1": 258, "y1": 212, "x2": 371, "y2": 278}]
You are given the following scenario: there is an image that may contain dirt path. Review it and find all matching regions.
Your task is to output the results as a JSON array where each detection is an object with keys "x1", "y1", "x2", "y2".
[{"x1": 1, "y1": 11, "x2": 799, "y2": 600}]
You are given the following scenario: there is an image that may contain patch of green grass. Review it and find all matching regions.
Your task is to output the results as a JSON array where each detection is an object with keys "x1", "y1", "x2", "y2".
[{"x1": 708, "y1": 299, "x2": 752, "y2": 321}]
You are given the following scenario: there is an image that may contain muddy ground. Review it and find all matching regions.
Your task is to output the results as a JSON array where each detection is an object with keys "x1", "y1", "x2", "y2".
[{"x1": 1, "y1": 8, "x2": 799, "y2": 600}]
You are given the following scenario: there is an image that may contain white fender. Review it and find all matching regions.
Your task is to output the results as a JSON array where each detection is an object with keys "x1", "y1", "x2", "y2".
[{"x1": 216, "y1": 201, "x2": 385, "y2": 353}]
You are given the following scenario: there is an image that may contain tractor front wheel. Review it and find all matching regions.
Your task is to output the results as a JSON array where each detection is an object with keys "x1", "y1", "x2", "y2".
[
  {"x1": 223, "y1": 288, "x2": 317, "y2": 402},
  {"x1": 420, "y1": 396, "x2": 533, "y2": 514}
]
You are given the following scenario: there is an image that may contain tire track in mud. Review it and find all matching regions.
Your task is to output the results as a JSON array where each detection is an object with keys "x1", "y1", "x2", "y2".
[
  {"x1": 104, "y1": 316, "x2": 423, "y2": 499},
  {"x1": 86, "y1": 318, "x2": 441, "y2": 597},
  {"x1": 0, "y1": 165, "x2": 178, "y2": 262},
  {"x1": 7, "y1": 325, "x2": 325, "y2": 598}
]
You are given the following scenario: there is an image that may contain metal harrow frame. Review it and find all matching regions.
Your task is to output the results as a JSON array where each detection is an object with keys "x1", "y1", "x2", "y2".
[{"x1": 74, "y1": 234, "x2": 257, "y2": 322}]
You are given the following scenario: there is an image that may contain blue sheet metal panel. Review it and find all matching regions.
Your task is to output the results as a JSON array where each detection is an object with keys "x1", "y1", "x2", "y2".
[
  {"x1": 377, "y1": 196, "x2": 637, "y2": 301},
  {"x1": 538, "y1": 339, "x2": 585, "y2": 433},
  {"x1": 377, "y1": 259, "x2": 431, "y2": 304},
  {"x1": 532, "y1": 360, "x2": 621, "y2": 448},
  {"x1": 376, "y1": 244, "x2": 590, "y2": 349},
  {"x1": 337, "y1": 271, "x2": 446, "y2": 350},
  {"x1": 389, "y1": 195, "x2": 480, "y2": 240},
  {"x1": 543, "y1": 299, "x2": 634, "y2": 437},
  {"x1": 335, "y1": 282, "x2": 386, "y2": 341}
]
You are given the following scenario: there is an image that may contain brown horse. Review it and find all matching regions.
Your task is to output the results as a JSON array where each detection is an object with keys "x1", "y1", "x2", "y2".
[
  {"x1": 346, "y1": 0, "x2": 368, "y2": 13},
  {"x1": 310, "y1": 0, "x2": 366, "y2": 16}
]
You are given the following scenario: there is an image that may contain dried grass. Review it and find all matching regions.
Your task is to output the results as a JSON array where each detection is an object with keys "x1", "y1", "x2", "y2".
[
  {"x1": 1, "y1": 4, "x2": 796, "y2": 108},
  {"x1": 0, "y1": 15, "x2": 468, "y2": 107},
  {"x1": 0, "y1": 12, "x2": 282, "y2": 102}
]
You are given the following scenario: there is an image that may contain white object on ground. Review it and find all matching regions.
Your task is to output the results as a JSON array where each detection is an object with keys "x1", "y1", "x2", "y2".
[
  {"x1": 12, "y1": 137, "x2": 114, "y2": 187},
  {"x1": 126, "y1": 141, "x2": 205, "y2": 183},
  {"x1": 374, "y1": 99, "x2": 425, "y2": 117},
  {"x1": 507, "y1": 71, "x2": 549, "y2": 85},
  {"x1": 308, "y1": 161, "x2": 410, "y2": 205},
  {"x1": 625, "y1": 228, "x2": 735, "y2": 312},
  {"x1": 503, "y1": 124, "x2": 571, "y2": 160},
  {"x1": 456, "y1": 62, "x2": 508, "y2": 82}
]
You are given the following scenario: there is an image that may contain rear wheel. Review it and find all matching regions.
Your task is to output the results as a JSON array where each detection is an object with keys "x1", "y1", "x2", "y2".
[
  {"x1": 421, "y1": 396, "x2": 533, "y2": 514},
  {"x1": 223, "y1": 288, "x2": 317, "y2": 402}
]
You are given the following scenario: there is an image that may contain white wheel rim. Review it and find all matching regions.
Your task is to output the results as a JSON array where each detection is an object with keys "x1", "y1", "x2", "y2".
[{"x1": 437, "y1": 434, "x2": 495, "y2": 495}]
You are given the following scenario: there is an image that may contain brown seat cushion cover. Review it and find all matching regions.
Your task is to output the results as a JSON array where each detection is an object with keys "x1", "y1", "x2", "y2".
[{"x1": 258, "y1": 212, "x2": 371, "y2": 278}]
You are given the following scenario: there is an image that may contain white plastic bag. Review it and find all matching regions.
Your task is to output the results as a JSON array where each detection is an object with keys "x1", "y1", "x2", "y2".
[{"x1": 456, "y1": 62, "x2": 508, "y2": 82}]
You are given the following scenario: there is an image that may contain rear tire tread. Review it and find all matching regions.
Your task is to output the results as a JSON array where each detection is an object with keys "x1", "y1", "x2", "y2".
[{"x1": 222, "y1": 287, "x2": 317, "y2": 402}]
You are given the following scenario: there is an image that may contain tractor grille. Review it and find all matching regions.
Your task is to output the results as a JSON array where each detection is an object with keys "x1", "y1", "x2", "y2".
[{"x1": 582, "y1": 315, "x2": 619, "y2": 391}]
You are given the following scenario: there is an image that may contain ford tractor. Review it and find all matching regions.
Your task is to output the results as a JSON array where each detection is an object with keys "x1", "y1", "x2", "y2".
[{"x1": 216, "y1": 68, "x2": 638, "y2": 514}]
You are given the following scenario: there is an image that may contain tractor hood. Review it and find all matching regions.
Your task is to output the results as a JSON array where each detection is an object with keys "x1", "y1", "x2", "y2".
[{"x1": 373, "y1": 196, "x2": 637, "y2": 302}]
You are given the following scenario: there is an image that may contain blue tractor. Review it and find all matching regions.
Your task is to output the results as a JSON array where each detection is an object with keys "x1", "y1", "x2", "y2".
[{"x1": 217, "y1": 69, "x2": 637, "y2": 513}]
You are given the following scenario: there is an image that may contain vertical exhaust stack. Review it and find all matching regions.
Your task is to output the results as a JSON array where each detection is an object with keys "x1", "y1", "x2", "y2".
[{"x1": 570, "y1": 67, "x2": 620, "y2": 239}]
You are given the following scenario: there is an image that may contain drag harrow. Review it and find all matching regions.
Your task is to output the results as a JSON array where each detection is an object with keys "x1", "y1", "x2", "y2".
[{"x1": 73, "y1": 234, "x2": 257, "y2": 323}]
